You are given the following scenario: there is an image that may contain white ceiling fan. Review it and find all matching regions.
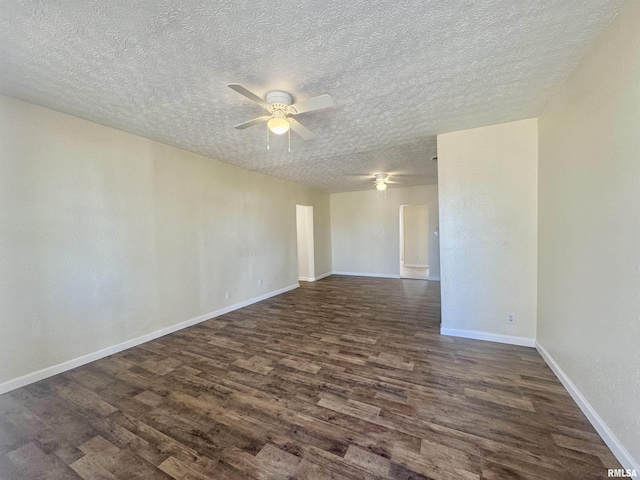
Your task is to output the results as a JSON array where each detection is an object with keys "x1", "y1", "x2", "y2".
[{"x1": 228, "y1": 84, "x2": 333, "y2": 141}]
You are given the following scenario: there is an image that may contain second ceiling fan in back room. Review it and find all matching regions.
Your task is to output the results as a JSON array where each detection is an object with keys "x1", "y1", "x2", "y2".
[{"x1": 228, "y1": 83, "x2": 333, "y2": 151}]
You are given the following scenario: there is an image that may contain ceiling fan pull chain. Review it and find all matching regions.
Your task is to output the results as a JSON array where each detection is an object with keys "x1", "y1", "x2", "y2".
[
  {"x1": 288, "y1": 128, "x2": 291, "y2": 153},
  {"x1": 267, "y1": 127, "x2": 270, "y2": 150}
]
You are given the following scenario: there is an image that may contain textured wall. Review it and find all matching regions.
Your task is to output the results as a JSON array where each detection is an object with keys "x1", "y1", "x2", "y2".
[
  {"x1": 437, "y1": 119, "x2": 538, "y2": 342},
  {"x1": 0, "y1": 95, "x2": 331, "y2": 386},
  {"x1": 538, "y1": 0, "x2": 640, "y2": 465},
  {"x1": 330, "y1": 186, "x2": 439, "y2": 277}
]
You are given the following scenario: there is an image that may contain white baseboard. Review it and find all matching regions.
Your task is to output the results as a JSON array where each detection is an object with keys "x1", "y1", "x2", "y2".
[
  {"x1": 314, "y1": 272, "x2": 332, "y2": 281},
  {"x1": 0, "y1": 283, "x2": 300, "y2": 395},
  {"x1": 426, "y1": 276, "x2": 441, "y2": 281},
  {"x1": 536, "y1": 342, "x2": 639, "y2": 472},
  {"x1": 440, "y1": 327, "x2": 535, "y2": 347},
  {"x1": 332, "y1": 271, "x2": 401, "y2": 279},
  {"x1": 403, "y1": 264, "x2": 428, "y2": 268},
  {"x1": 299, "y1": 272, "x2": 333, "y2": 283}
]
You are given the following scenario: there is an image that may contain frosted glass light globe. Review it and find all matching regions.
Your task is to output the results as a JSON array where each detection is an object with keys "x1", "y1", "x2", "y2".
[
  {"x1": 376, "y1": 181, "x2": 387, "y2": 191},
  {"x1": 268, "y1": 117, "x2": 290, "y2": 135}
]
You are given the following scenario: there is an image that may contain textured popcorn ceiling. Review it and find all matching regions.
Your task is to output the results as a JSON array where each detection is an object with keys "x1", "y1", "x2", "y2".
[{"x1": 0, "y1": 0, "x2": 624, "y2": 193}]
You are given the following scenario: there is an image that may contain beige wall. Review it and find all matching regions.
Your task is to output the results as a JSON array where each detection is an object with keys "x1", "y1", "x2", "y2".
[
  {"x1": 311, "y1": 203, "x2": 332, "y2": 278},
  {"x1": 538, "y1": 0, "x2": 640, "y2": 467},
  {"x1": 437, "y1": 119, "x2": 538, "y2": 344},
  {"x1": 0, "y1": 95, "x2": 331, "y2": 389},
  {"x1": 403, "y1": 204, "x2": 429, "y2": 267},
  {"x1": 331, "y1": 185, "x2": 439, "y2": 278}
]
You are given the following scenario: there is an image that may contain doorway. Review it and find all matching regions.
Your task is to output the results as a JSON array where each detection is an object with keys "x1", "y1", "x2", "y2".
[
  {"x1": 296, "y1": 205, "x2": 315, "y2": 281},
  {"x1": 400, "y1": 204, "x2": 430, "y2": 279}
]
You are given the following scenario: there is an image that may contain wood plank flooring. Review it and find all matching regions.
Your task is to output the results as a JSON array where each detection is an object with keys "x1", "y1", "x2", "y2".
[{"x1": 0, "y1": 275, "x2": 620, "y2": 479}]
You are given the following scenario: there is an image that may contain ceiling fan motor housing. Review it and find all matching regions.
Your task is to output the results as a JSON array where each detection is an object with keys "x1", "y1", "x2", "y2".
[{"x1": 266, "y1": 91, "x2": 293, "y2": 106}]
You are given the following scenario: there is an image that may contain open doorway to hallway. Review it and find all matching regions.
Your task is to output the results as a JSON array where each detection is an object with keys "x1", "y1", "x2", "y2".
[
  {"x1": 400, "y1": 204, "x2": 440, "y2": 280},
  {"x1": 296, "y1": 205, "x2": 315, "y2": 282}
]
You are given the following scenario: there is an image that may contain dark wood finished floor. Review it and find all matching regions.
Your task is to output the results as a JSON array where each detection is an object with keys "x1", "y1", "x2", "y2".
[{"x1": 0, "y1": 276, "x2": 619, "y2": 479}]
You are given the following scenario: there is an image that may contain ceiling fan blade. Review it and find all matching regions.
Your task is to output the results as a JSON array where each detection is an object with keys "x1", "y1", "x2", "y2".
[
  {"x1": 234, "y1": 116, "x2": 270, "y2": 129},
  {"x1": 291, "y1": 94, "x2": 333, "y2": 114},
  {"x1": 290, "y1": 119, "x2": 316, "y2": 140},
  {"x1": 228, "y1": 84, "x2": 268, "y2": 108}
]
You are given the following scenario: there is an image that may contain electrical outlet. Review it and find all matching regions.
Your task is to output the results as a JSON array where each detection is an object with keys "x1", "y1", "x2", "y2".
[
  {"x1": 258, "y1": 279, "x2": 263, "y2": 287},
  {"x1": 507, "y1": 313, "x2": 516, "y2": 324}
]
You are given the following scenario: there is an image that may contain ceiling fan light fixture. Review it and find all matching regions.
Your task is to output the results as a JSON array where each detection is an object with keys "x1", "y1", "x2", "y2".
[
  {"x1": 374, "y1": 173, "x2": 389, "y2": 191},
  {"x1": 267, "y1": 116, "x2": 290, "y2": 135},
  {"x1": 375, "y1": 180, "x2": 388, "y2": 191},
  {"x1": 230, "y1": 84, "x2": 331, "y2": 143}
]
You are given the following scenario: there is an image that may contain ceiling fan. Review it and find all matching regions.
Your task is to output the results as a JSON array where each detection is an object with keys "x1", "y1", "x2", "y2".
[{"x1": 228, "y1": 83, "x2": 333, "y2": 141}]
